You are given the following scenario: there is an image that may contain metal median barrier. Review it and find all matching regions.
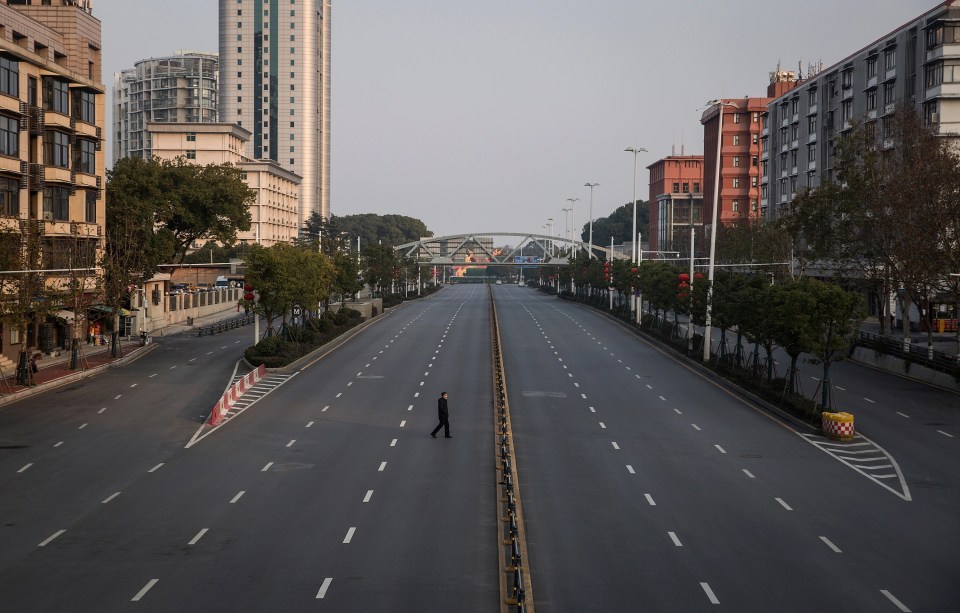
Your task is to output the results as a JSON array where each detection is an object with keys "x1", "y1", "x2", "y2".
[
  {"x1": 856, "y1": 330, "x2": 958, "y2": 375},
  {"x1": 197, "y1": 314, "x2": 256, "y2": 337},
  {"x1": 490, "y1": 285, "x2": 533, "y2": 612}
]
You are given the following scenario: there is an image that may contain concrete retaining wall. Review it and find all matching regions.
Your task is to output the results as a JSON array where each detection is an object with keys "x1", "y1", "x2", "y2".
[{"x1": 851, "y1": 346, "x2": 960, "y2": 392}]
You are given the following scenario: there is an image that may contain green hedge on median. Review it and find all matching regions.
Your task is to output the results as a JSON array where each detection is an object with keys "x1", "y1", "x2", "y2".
[{"x1": 244, "y1": 307, "x2": 364, "y2": 368}]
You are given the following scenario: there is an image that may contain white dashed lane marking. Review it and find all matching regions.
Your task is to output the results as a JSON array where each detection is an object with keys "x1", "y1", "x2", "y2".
[
  {"x1": 819, "y1": 536, "x2": 842, "y2": 553},
  {"x1": 38, "y1": 529, "x2": 65, "y2": 547},
  {"x1": 131, "y1": 579, "x2": 159, "y2": 602}
]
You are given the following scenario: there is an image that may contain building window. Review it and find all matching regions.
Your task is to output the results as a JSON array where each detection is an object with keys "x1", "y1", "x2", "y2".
[
  {"x1": 0, "y1": 55, "x2": 19, "y2": 98},
  {"x1": 841, "y1": 69, "x2": 853, "y2": 89},
  {"x1": 186, "y1": 150, "x2": 196, "y2": 160},
  {"x1": 752, "y1": 134, "x2": 758, "y2": 144},
  {"x1": 733, "y1": 112, "x2": 741, "y2": 124},
  {"x1": 751, "y1": 176, "x2": 758, "y2": 187},
  {"x1": 842, "y1": 100, "x2": 853, "y2": 121},
  {"x1": 883, "y1": 81, "x2": 895, "y2": 105},
  {"x1": 790, "y1": 98, "x2": 799, "y2": 114},
  {"x1": 808, "y1": 143, "x2": 817, "y2": 162},
  {"x1": 85, "y1": 189, "x2": 96, "y2": 223},
  {"x1": 866, "y1": 88, "x2": 877, "y2": 111},
  {"x1": 43, "y1": 78, "x2": 70, "y2": 114},
  {"x1": 732, "y1": 134, "x2": 740, "y2": 146},
  {"x1": 186, "y1": 133, "x2": 196, "y2": 142},
  {"x1": 732, "y1": 178, "x2": 740, "y2": 188},
  {"x1": 42, "y1": 186, "x2": 70, "y2": 221},
  {"x1": 732, "y1": 200, "x2": 739, "y2": 212},
  {"x1": 0, "y1": 175, "x2": 18, "y2": 217},
  {"x1": 672, "y1": 182, "x2": 679, "y2": 193},
  {"x1": 808, "y1": 88, "x2": 818, "y2": 105},
  {"x1": 807, "y1": 116, "x2": 817, "y2": 133},
  {"x1": 43, "y1": 130, "x2": 69, "y2": 168},
  {"x1": 693, "y1": 182, "x2": 700, "y2": 192},
  {"x1": 884, "y1": 47, "x2": 896, "y2": 71},
  {"x1": 74, "y1": 138, "x2": 96, "y2": 174},
  {"x1": 732, "y1": 156, "x2": 740, "y2": 167},
  {"x1": 752, "y1": 112, "x2": 759, "y2": 123},
  {"x1": 867, "y1": 56, "x2": 878, "y2": 78},
  {"x1": 790, "y1": 150, "x2": 798, "y2": 167},
  {"x1": 682, "y1": 182, "x2": 689, "y2": 193},
  {"x1": 73, "y1": 90, "x2": 96, "y2": 124},
  {"x1": 0, "y1": 114, "x2": 18, "y2": 156}
]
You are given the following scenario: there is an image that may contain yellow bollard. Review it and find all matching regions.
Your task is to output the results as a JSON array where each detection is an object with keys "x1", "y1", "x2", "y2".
[{"x1": 821, "y1": 411, "x2": 855, "y2": 440}]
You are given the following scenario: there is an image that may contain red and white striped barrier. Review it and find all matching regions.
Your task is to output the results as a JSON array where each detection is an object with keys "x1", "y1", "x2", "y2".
[
  {"x1": 821, "y1": 411, "x2": 855, "y2": 440},
  {"x1": 208, "y1": 364, "x2": 266, "y2": 426}
]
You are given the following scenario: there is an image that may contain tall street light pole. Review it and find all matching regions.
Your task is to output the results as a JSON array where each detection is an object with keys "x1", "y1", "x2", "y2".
[
  {"x1": 625, "y1": 146, "x2": 647, "y2": 319},
  {"x1": 703, "y1": 99, "x2": 739, "y2": 363},
  {"x1": 561, "y1": 207, "x2": 572, "y2": 244},
  {"x1": 584, "y1": 183, "x2": 598, "y2": 258},
  {"x1": 566, "y1": 197, "x2": 579, "y2": 254}
]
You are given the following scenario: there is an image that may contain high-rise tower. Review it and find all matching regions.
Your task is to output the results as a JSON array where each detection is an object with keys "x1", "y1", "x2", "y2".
[{"x1": 219, "y1": 0, "x2": 330, "y2": 229}]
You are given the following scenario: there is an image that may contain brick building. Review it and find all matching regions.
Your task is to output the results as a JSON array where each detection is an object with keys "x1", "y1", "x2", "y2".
[{"x1": 646, "y1": 155, "x2": 704, "y2": 254}]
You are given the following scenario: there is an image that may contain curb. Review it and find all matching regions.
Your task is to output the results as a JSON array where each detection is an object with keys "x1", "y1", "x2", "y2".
[
  {"x1": 0, "y1": 344, "x2": 158, "y2": 408},
  {"x1": 567, "y1": 299, "x2": 820, "y2": 434}
]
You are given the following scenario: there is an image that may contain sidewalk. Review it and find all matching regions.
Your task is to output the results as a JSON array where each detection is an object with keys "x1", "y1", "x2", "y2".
[{"x1": 0, "y1": 338, "x2": 149, "y2": 405}]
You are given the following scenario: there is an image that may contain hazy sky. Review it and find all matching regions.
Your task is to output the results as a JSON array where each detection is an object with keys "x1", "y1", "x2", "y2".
[{"x1": 98, "y1": 0, "x2": 931, "y2": 237}]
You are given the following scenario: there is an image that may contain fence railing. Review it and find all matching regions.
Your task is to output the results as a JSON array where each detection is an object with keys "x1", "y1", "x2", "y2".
[
  {"x1": 855, "y1": 331, "x2": 958, "y2": 375},
  {"x1": 197, "y1": 314, "x2": 255, "y2": 337}
]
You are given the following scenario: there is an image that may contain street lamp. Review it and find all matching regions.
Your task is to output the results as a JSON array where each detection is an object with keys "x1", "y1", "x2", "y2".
[
  {"x1": 566, "y1": 197, "x2": 579, "y2": 253},
  {"x1": 562, "y1": 207, "x2": 572, "y2": 244},
  {"x1": 584, "y1": 183, "x2": 598, "y2": 258},
  {"x1": 702, "y1": 99, "x2": 740, "y2": 363},
  {"x1": 625, "y1": 146, "x2": 647, "y2": 321}
]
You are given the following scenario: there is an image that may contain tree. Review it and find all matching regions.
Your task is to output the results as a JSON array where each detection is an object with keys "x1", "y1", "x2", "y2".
[
  {"x1": 154, "y1": 158, "x2": 255, "y2": 266},
  {"x1": 589, "y1": 202, "x2": 647, "y2": 247},
  {"x1": 363, "y1": 244, "x2": 399, "y2": 295},
  {"x1": 768, "y1": 281, "x2": 816, "y2": 394},
  {"x1": 332, "y1": 213, "x2": 431, "y2": 248},
  {"x1": 0, "y1": 224, "x2": 47, "y2": 384},
  {"x1": 802, "y1": 278, "x2": 865, "y2": 409}
]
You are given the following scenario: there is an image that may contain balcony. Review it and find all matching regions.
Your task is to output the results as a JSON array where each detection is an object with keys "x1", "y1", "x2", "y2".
[
  {"x1": 45, "y1": 166, "x2": 73, "y2": 185},
  {"x1": 45, "y1": 111, "x2": 72, "y2": 131},
  {"x1": 0, "y1": 93, "x2": 22, "y2": 115},
  {"x1": 806, "y1": 104, "x2": 818, "y2": 116},
  {"x1": 808, "y1": 133, "x2": 817, "y2": 144},
  {"x1": 791, "y1": 139, "x2": 799, "y2": 150},
  {"x1": 808, "y1": 160, "x2": 817, "y2": 171}
]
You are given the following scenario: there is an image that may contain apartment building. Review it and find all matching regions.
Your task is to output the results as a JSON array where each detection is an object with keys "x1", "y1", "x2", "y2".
[
  {"x1": 646, "y1": 155, "x2": 704, "y2": 254},
  {"x1": 0, "y1": 0, "x2": 105, "y2": 368},
  {"x1": 701, "y1": 94, "x2": 778, "y2": 228},
  {"x1": 148, "y1": 122, "x2": 301, "y2": 247},
  {"x1": 112, "y1": 50, "x2": 218, "y2": 163},
  {"x1": 219, "y1": 0, "x2": 331, "y2": 228},
  {"x1": 761, "y1": 0, "x2": 960, "y2": 218}
]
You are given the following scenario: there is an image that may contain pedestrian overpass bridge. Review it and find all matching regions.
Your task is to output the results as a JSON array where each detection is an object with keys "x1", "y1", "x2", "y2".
[{"x1": 394, "y1": 232, "x2": 628, "y2": 266}]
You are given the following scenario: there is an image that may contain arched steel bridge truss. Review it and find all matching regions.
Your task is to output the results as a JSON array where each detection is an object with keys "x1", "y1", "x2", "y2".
[{"x1": 394, "y1": 232, "x2": 626, "y2": 266}]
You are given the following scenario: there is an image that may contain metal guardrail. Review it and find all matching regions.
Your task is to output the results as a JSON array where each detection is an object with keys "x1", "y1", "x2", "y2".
[
  {"x1": 196, "y1": 314, "x2": 255, "y2": 337},
  {"x1": 855, "y1": 331, "x2": 959, "y2": 375},
  {"x1": 490, "y1": 286, "x2": 530, "y2": 611}
]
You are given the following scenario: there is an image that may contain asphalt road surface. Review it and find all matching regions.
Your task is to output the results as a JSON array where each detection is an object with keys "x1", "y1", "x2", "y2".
[{"x1": 2, "y1": 284, "x2": 957, "y2": 612}]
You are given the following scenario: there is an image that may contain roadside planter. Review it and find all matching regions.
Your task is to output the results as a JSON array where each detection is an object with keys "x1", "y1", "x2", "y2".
[{"x1": 821, "y1": 411, "x2": 855, "y2": 440}]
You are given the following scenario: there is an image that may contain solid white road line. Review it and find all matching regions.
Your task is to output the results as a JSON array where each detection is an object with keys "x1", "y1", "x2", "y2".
[
  {"x1": 262, "y1": 462, "x2": 274, "y2": 472},
  {"x1": 230, "y1": 491, "x2": 245, "y2": 503},
  {"x1": 400, "y1": 420, "x2": 406, "y2": 427},
  {"x1": 626, "y1": 465, "x2": 635, "y2": 474},
  {"x1": 938, "y1": 430, "x2": 955, "y2": 438},
  {"x1": 188, "y1": 529, "x2": 208, "y2": 545},
  {"x1": 715, "y1": 445, "x2": 726, "y2": 454},
  {"x1": 390, "y1": 438, "x2": 398, "y2": 447},
  {"x1": 879, "y1": 589, "x2": 912, "y2": 612},
  {"x1": 131, "y1": 579, "x2": 159, "y2": 602},
  {"x1": 286, "y1": 440, "x2": 296, "y2": 447},
  {"x1": 896, "y1": 412, "x2": 910, "y2": 418},
  {"x1": 742, "y1": 469, "x2": 756, "y2": 479},
  {"x1": 102, "y1": 492, "x2": 121, "y2": 504},
  {"x1": 819, "y1": 536, "x2": 842, "y2": 553},
  {"x1": 306, "y1": 421, "x2": 314, "y2": 428},
  {"x1": 38, "y1": 529, "x2": 65, "y2": 547},
  {"x1": 611, "y1": 442, "x2": 620, "y2": 450},
  {"x1": 700, "y1": 582, "x2": 720, "y2": 605},
  {"x1": 775, "y1": 497, "x2": 793, "y2": 511},
  {"x1": 17, "y1": 463, "x2": 32, "y2": 473},
  {"x1": 644, "y1": 494, "x2": 656, "y2": 506},
  {"x1": 343, "y1": 527, "x2": 356, "y2": 543},
  {"x1": 378, "y1": 461, "x2": 387, "y2": 472},
  {"x1": 668, "y1": 532, "x2": 683, "y2": 547},
  {"x1": 363, "y1": 490, "x2": 373, "y2": 503},
  {"x1": 148, "y1": 463, "x2": 164, "y2": 473}
]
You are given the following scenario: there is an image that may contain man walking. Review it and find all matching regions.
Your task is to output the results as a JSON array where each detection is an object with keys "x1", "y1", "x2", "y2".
[{"x1": 431, "y1": 392, "x2": 452, "y2": 438}]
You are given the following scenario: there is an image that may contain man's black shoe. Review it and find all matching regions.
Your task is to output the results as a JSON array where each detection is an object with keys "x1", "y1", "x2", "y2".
[{"x1": 431, "y1": 433, "x2": 437, "y2": 438}]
